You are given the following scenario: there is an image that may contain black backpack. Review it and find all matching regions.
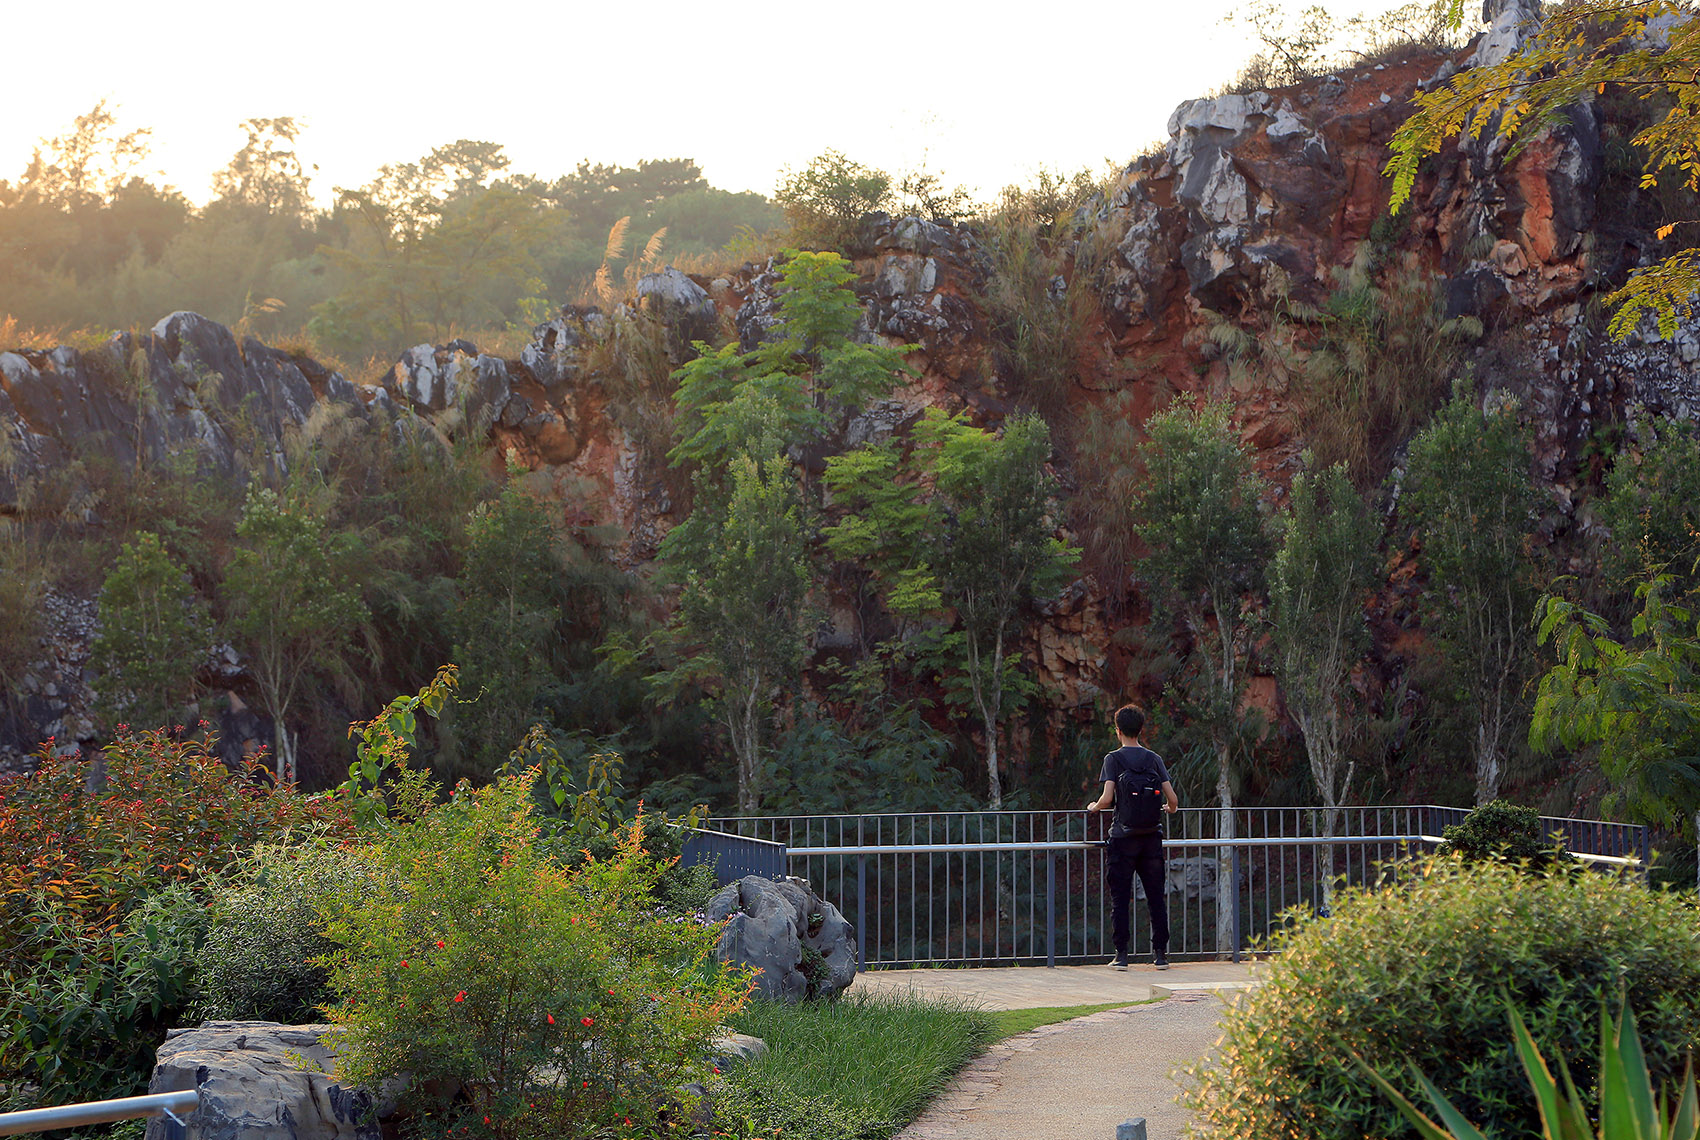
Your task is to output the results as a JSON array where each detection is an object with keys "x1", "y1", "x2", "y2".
[{"x1": 1111, "y1": 749, "x2": 1165, "y2": 837}]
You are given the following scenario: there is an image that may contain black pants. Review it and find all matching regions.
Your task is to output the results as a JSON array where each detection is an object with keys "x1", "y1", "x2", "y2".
[{"x1": 1105, "y1": 831, "x2": 1169, "y2": 955}]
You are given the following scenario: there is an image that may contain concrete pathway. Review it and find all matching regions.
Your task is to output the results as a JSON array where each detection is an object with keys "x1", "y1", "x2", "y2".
[{"x1": 851, "y1": 962, "x2": 1258, "y2": 1140}]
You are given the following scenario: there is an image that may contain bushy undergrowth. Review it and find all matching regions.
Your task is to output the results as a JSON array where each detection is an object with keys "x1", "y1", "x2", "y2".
[
  {"x1": 723, "y1": 991, "x2": 994, "y2": 1140},
  {"x1": 193, "y1": 841, "x2": 377, "y2": 1023},
  {"x1": 0, "y1": 731, "x2": 350, "y2": 1105},
  {"x1": 1183, "y1": 857, "x2": 1700, "y2": 1140}
]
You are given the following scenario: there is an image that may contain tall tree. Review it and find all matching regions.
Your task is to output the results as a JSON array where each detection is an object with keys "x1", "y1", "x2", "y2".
[
  {"x1": 1269, "y1": 461, "x2": 1380, "y2": 843},
  {"x1": 91, "y1": 532, "x2": 210, "y2": 733},
  {"x1": 1403, "y1": 382, "x2": 1541, "y2": 805},
  {"x1": 314, "y1": 141, "x2": 544, "y2": 354},
  {"x1": 211, "y1": 117, "x2": 313, "y2": 220},
  {"x1": 1387, "y1": 1, "x2": 1700, "y2": 338},
  {"x1": 451, "y1": 482, "x2": 566, "y2": 779},
  {"x1": 221, "y1": 487, "x2": 366, "y2": 784},
  {"x1": 657, "y1": 453, "x2": 813, "y2": 813},
  {"x1": 911, "y1": 409, "x2": 1078, "y2": 808},
  {"x1": 1129, "y1": 400, "x2": 1272, "y2": 952},
  {"x1": 1596, "y1": 422, "x2": 1700, "y2": 602}
]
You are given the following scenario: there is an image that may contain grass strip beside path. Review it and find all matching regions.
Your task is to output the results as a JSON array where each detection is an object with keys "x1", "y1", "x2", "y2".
[
  {"x1": 986, "y1": 997, "x2": 1158, "y2": 1039},
  {"x1": 723, "y1": 990, "x2": 993, "y2": 1140}
]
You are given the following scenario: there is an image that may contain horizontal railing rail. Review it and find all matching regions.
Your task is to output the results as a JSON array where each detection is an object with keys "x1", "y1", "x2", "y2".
[
  {"x1": 706, "y1": 806, "x2": 1647, "y2": 969},
  {"x1": 0, "y1": 1090, "x2": 199, "y2": 1136}
]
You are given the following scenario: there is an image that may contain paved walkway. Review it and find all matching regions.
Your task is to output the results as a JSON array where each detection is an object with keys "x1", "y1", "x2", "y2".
[{"x1": 852, "y1": 962, "x2": 1259, "y2": 1140}]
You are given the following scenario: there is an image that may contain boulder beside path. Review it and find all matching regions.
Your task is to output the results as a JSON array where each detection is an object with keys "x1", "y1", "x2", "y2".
[{"x1": 705, "y1": 875, "x2": 857, "y2": 1001}]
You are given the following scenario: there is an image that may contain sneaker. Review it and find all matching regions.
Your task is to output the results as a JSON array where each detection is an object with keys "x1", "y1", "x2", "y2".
[
  {"x1": 1108, "y1": 952, "x2": 1129, "y2": 971},
  {"x1": 1154, "y1": 953, "x2": 1170, "y2": 970}
]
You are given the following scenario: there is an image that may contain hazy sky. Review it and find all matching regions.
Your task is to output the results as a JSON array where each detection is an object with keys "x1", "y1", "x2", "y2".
[{"x1": 3, "y1": 0, "x2": 1447, "y2": 206}]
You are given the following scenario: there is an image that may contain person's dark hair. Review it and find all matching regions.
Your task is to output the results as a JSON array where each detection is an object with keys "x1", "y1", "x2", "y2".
[{"x1": 1115, "y1": 704, "x2": 1145, "y2": 739}]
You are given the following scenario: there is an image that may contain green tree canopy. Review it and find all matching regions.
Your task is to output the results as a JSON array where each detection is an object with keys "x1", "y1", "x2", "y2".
[
  {"x1": 221, "y1": 487, "x2": 367, "y2": 784},
  {"x1": 1269, "y1": 460, "x2": 1379, "y2": 832},
  {"x1": 668, "y1": 249, "x2": 913, "y2": 481},
  {"x1": 91, "y1": 532, "x2": 210, "y2": 734},
  {"x1": 1403, "y1": 382, "x2": 1541, "y2": 805},
  {"x1": 1532, "y1": 578, "x2": 1700, "y2": 885},
  {"x1": 1596, "y1": 421, "x2": 1700, "y2": 601}
]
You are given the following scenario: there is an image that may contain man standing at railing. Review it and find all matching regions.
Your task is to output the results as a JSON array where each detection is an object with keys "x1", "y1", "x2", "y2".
[{"x1": 1086, "y1": 704, "x2": 1179, "y2": 970}]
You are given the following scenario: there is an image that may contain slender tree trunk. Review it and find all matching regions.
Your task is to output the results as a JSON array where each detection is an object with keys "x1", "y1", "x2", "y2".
[{"x1": 1216, "y1": 748, "x2": 1235, "y2": 954}]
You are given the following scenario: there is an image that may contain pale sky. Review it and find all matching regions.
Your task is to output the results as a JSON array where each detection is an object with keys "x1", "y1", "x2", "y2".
[{"x1": 3, "y1": 0, "x2": 1459, "y2": 207}]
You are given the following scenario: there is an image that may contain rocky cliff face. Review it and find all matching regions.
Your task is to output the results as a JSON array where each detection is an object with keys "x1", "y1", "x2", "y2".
[{"x1": 4, "y1": 34, "x2": 1697, "y2": 790}]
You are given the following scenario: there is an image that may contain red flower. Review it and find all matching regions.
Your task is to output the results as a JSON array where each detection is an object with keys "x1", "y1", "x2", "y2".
[
  {"x1": 435, "y1": 940, "x2": 446, "y2": 949},
  {"x1": 581, "y1": 1016, "x2": 594, "y2": 1027},
  {"x1": 453, "y1": 991, "x2": 467, "y2": 1002},
  {"x1": 399, "y1": 961, "x2": 409, "y2": 968},
  {"x1": 546, "y1": 1014, "x2": 555, "y2": 1024},
  {"x1": 582, "y1": 1080, "x2": 590, "y2": 1088},
  {"x1": 483, "y1": 1117, "x2": 490, "y2": 1125},
  {"x1": 607, "y1": 988, "x2": 615, "y2": 995}
]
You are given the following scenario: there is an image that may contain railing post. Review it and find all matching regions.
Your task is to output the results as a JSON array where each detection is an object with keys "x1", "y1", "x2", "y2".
[
  {"x1": 857, "y1": 853, "x2": 867, "y2": 973},
  {"x1": 1046, "y1": 850, "x2": 1056, "y2": 968},
  {"x1": 1230, "y1": 844, "x2": 1242, "y2": 964}
]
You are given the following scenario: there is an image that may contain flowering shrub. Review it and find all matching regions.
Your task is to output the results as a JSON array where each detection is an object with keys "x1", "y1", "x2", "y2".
[
  {"x1": 0, "y1": 729, "x2": 352, "y2": 959},
  {"x1": 320, "y1": 770, "x2": 751, "y2": 1140},
  {"x1": 0, "y1": 729, "x2": 351, "y2": 1106}
]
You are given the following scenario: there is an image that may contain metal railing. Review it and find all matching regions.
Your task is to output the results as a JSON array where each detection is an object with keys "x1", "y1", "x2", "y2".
[
  {"x1": 706, "y1": 806, "x2": 1647, "y2": 969},
  {"x1": 0, "y1": 1091, "x2": 198, "y2": 1136}
]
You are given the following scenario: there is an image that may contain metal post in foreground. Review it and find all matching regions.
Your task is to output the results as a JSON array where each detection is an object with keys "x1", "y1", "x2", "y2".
[{"x1": 0, "y1": 1091, "x2": 199, "y2": 1137}]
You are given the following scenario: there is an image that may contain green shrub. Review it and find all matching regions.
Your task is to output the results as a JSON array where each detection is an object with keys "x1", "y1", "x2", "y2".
[
  {"x1": 1366, "y1": 1002, "x2": 1700, "y2": 1140},
  {"x1": 0, "y1": 886, "x2": 207, "y2": 1109},
  {"x1": 773, "y1": 151, "x2": 892, "y2": 250},
  {"x1": 194, "y1": 841, "x2": 378, "y2": 1023},
  {"x1": 1438, "y1": 799, "x2": 1570, "y2": 870},
  {"x1": 320, "y1": 772, "x2": 750, "y2": 1140},
  {"x1": 1182, "y1": 857, "x2": 1700, "y2": 1140}
]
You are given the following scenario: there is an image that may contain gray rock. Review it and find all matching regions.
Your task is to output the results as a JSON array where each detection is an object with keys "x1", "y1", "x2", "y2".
[
  {"x1": 637, "y1": 267, "x2": 718, "y2": 351},
  {"x1": 705, "y1": 876, "x2": 857, "y2": 1001},
  {"x1": 145, "y1": 1021, "x2": 379, "y2": 1140},
  {"x1": 705, "y1": 1031, "x2": 768, "y2": 1070},
  {"x1": 1472, "y1": 0, "x2": 1542, "y2": 68}
]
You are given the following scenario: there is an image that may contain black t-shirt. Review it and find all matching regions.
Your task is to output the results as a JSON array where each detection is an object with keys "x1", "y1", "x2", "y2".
[{"x1": 1099, "y1": 746, "x2": 1170, "y2": 835}]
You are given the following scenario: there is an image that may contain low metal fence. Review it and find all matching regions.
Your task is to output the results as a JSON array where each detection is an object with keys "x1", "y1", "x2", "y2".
[
  {"x1": 0, "y1": 1090, "x2": 198, "y2": 1136},
  {"x1": 706, "y1": 806, "x2": 1647, "y2": 968}
]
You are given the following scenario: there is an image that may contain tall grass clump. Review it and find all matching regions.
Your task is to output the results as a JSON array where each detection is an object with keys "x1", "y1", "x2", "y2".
[
  {"x1": 1294, "y1": 258, "x2": 1480, "y2": 488},
  {"x1": 1183, "y1": 856, "x2": 1700, "y2": 1140},
  {"x1": 723, "y1": 990, "x2": 994, "y2": 1140},
  {"x1": 977, "y1": 167, "x2": 1111, "y2": 417}
]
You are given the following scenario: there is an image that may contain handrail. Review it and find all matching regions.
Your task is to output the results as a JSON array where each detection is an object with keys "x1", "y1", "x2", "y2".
[
  {"x1": 0, "y1": 1090, "x2": 199, "y2": 1136},
  {"x1": 784, "y1": 835, "x2": 1643, "y2": 867}
]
